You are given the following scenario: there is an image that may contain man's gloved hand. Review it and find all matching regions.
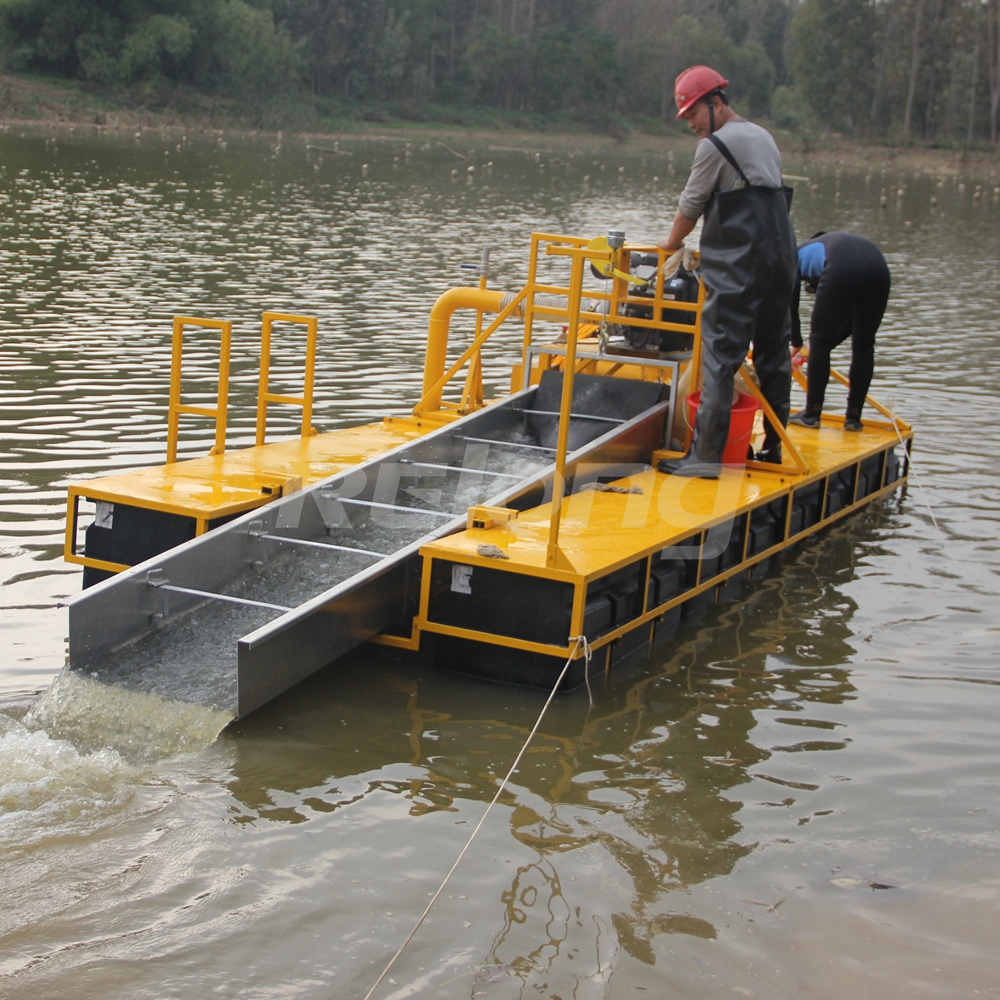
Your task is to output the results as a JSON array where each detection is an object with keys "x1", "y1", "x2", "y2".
[{"x1": 661, "y1": 246, "x2": 699, "y2": 281}]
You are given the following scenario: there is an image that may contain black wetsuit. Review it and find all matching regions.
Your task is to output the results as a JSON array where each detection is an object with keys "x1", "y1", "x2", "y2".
[{"x1": 792, "y1": 232, "x2": 891, "y2": 416}]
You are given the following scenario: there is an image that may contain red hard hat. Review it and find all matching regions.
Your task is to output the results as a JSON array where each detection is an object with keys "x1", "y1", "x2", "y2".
[{"x1": 674, "y1": 65, "x2": 729, "y2": 119}]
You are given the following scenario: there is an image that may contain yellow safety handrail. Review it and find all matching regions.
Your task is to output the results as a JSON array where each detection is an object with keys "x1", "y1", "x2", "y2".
[
  {"x1": 414, "y1": 234, "x2": 711, "y2": 421},
  {"x1": 167, "y1": 316, "x2": 232, "y2": 465},
  {"x1": 255, "y1": 312, "x2": 319, "y2": 446},
  {"x1": 519, "y1": 235, "x2": 704, "y2": 381}
]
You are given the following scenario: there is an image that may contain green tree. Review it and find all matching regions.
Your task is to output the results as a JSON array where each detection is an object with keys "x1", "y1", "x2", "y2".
[{"x1": 788, "y1": 0, "x2": 876, "y2": 132}]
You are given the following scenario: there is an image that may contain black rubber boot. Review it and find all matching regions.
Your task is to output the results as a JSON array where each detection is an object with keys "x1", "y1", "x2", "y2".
[
  {"x1": 843, "y1": 407, "x2": 863, "y2": 432},
  {"x1": 754, "y1": 445, "x2": 782, "y2": 465},
  {"x1": 789, "y1": 405, "x2": 822, "y2": 428},
  {"x1": 657, "y1": 454, "x2": 720, "y2": 480}
]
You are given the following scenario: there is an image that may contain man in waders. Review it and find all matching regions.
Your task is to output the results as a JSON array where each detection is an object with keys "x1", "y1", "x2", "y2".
[
  {"x1": 788, "y1": 231, "x2": 891, "y2": 432},
  {"x1": 657, "y1": 66, "x2": 797, "y2": 478}
]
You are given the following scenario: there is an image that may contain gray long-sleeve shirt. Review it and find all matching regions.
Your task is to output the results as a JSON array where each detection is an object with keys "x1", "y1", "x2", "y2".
[{"x1": 677, "y1": 119, "x2": 784, "y2": 221}]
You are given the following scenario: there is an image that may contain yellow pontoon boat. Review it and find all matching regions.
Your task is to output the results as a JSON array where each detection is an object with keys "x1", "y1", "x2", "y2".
[{"x1": 63, "y1": 232, "x2": 911, "y2": 717}]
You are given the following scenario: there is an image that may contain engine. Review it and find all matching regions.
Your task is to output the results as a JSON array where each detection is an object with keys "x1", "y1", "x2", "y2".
[{"x1": 600, "y1": 251, "x2": 700, "y2": 355}]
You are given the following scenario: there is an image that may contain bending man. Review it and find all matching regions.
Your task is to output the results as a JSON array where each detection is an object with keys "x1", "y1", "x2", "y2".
[
  {"x1": 789, "y1": 232, "x2": 891, "y2": 432},
  {"x1": 657, "y1": 65, "x2": 797, "y2": 478}
]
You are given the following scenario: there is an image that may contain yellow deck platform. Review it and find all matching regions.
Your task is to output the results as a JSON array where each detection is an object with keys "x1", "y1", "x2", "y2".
[
  {"x1": 422, "y1": 418, "x2": 899, "y2": 580},
  {"x1": 65, "y1": 417, "x2": 434, "y2": 574}
]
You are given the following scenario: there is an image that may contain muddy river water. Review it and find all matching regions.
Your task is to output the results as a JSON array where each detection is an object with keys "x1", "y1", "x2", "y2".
[{"x1": 0, "y1": 126, "x2": 998, "y2": 999}]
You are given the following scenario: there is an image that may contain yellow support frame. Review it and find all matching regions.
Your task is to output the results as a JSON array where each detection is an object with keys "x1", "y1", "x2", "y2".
[
  {"x1": 256, "y1": 312, "x2": 319, "y2": 446},
  {"x1": 412, "y1": 232, "x2": 714, "y2": 423},
  {"x1": 167, "y1": 316, "x2": 233, "y2": 465},
  {"x1": 412, "y1": 289, "x2": 527, "y2": 419},
  {"x1": 518, "y1": 233, "x2": 705, "y2": 377},
  {"x1": 62, "y1": 491, "x2": 130, "y2": 574},
  {"x1": 63, "y1": 490, "x2": 219, "y2": 571},
  {"x1": 459, "y1": 253, "x2": 490, "y2": 413}
]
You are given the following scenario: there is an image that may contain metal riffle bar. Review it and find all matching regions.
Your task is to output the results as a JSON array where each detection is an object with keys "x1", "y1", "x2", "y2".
[
  {"x1": 513, "y1": 407, "x2": 624, "y2": 424},
  {"x1": 452, "y1": 435, "x2": 558, "y2": 454},
  {"x1": 150, "y1": 581, "x2": 293, "y2": 613},
  {"x1": 398, "y1": 459, "x2": 524, "y2": 481},
  {"x1": 321, "y1": 496, "x2": 458, "y2": 518},
  {"x1": 254, "y1": 533, "x2": 389, "y2": 559}
]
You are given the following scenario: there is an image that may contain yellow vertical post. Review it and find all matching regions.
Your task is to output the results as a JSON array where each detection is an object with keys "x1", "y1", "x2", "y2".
[
  {"x1": 166, "y1": 318, "x2": 185, "y2": 465},
  {"x1": 166, "y1": 316, "x2": 232, "y2": 465},
  {"x1": 256, "y1": 312, "x2": 319, "y2": 446},
  {"x1": 256, "y1": 314, "x2": 273, "y2": 446},
  {"x1": 215, "y1": 325, "x2": 232, "y2": 457},
  {"x1": 471, "y1": 258, "x2": 487, "y2": 406},
  {"x1": 520, "y1": 233, "x2": 541, "y2": 381},
  {"x1": 460, "y1": 248, "x2": 489, "y2": 411},
  {"x1": 681, "y1": 277, "x2": 707, "y2": 452},
  {"x1": 545, "y1": 249, "x2": 586, "y2": 569},
  {"x1": 63, "y1": 493, "x2": 80, "y2": 561},
  {"x1": 689, "y1": 277, "x2": 706, "y2": 395}
]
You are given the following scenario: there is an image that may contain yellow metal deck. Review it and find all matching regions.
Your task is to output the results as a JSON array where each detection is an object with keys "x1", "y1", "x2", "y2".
[
  {"x1": 72, "y1": 420, "x2": 430, "y2": 520},
  {"x1": 422, "y1": 419, "x2": 899, "y2": 578},
  {"x1": 64, "y1": 417, "x2": 433, "y2": 573}
]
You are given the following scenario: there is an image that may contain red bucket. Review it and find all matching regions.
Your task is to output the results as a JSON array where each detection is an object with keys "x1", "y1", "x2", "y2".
[{"x1": 686, "y1": 391, "x2": 760, "y2": 465}]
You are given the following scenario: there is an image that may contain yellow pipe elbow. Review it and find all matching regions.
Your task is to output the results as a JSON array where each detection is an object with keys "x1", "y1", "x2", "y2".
[{"x1": 421, "y1": 287, "x2": 505, "y2": 411}]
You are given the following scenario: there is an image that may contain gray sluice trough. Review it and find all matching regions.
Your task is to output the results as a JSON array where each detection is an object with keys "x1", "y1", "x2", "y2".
[{"x1": 67, "y1": 373, "x2": 669, "y2": 718}]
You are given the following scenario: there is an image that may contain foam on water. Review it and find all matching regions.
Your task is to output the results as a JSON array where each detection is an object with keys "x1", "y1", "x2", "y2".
[
  {"x1": 22, "y1": 669, "x2": 232, "y2": 762},
  {"x1": 0, "y1": 710, "x2": 138, "y2": 852},
  {"x1": 0, "y1": 672, "x2": 228, "y2": 881}
]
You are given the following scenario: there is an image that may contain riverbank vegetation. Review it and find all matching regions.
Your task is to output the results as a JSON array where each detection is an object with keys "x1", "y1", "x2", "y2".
[{"x1": 0, "y1": 0, "x2": 998, "y2": 149}]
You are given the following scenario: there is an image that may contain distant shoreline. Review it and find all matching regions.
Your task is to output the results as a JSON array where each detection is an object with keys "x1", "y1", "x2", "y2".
[{"x1": 2, "y1": 73, "x2": 996, "y2": 179}]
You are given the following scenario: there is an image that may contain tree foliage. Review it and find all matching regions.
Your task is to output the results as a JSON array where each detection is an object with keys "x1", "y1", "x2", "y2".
[
  {"x1": 788, "y1": 0, "x2": 1000, "y2": 143},
  {"x1": 1, "y1": 0, "x2": 997, "y2": 143}
]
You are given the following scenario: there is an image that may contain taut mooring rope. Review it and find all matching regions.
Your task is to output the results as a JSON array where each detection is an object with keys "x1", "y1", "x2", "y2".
[
  {"x1": 887, "y1": 397, "x2": 956, "y2": 562},
  {"x1": 361, "y1": 635, "x2": 589, "y2": 1000}
]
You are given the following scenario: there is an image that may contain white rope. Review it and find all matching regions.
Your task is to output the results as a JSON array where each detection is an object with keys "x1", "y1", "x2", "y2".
[
  {"x1": 580, "y1": 634, "x2": 594, "y2": 708},
  {"x1": 361, "y1": 635, "x2": 589, "y2": 1000},
  {"x1": 886, "y1": 396, "x2": 956, "y2": 562}
]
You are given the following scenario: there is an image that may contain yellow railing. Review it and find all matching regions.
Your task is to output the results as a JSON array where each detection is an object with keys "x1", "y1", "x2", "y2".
[
  {"x1": 167, "y1": 316, "x2": 232, "y2": 464},
  {"x1": 410, "y1": 231, "x2": 818, "y2": 483},
  {"x1": 519, "y1": 232, "x2": 705, "y2": 375},
  {"x1": 255, "y1": 312, "x2": 319, "y2": 446},
  {"x1": 541, "y1": 241, "x2": 593, "y2": 569},
  {"x1": 413, "y1": 232, "x2": 707, "y2": 421}
]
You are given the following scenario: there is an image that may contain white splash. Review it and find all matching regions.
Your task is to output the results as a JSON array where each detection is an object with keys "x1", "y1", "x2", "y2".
[
  {"x1": 0, "y1": 671, "x2": 232, "y2": 851},
  {"x1": 24, "y1": 668, "x2": 232, "y2": 762}
]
